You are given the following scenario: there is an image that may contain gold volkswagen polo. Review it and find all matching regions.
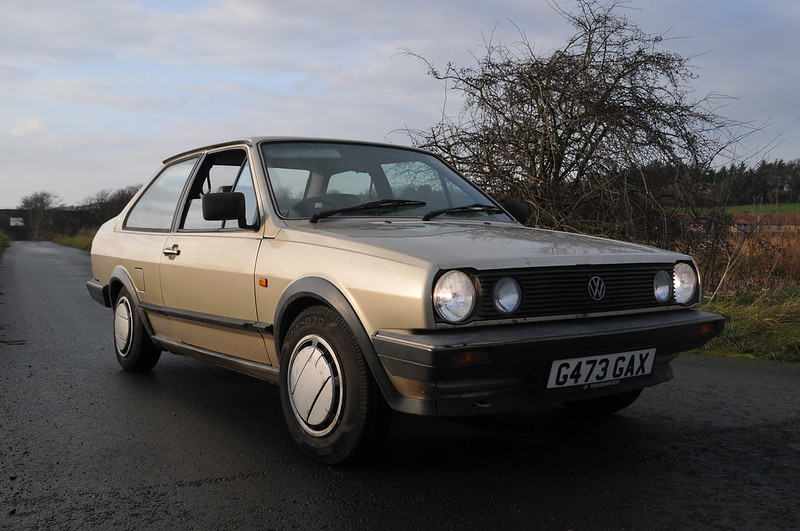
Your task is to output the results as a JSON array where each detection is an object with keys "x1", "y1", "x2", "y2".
[{"x1": 87, "y1": 137, "x2": 723, "y2": 463}]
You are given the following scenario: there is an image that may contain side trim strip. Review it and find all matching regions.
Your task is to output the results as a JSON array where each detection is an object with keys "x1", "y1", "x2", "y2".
[
  {"x1": 139, "y1": 302, "x2": 274, "y2": 335},
  {"x1": 155, "y1": 337, "x2": 279, "y2": 383}
]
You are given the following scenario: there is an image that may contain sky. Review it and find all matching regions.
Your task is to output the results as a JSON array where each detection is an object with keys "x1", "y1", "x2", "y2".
[{"x1": 1, "y1": 0, "x2": 799, "y2": 209}]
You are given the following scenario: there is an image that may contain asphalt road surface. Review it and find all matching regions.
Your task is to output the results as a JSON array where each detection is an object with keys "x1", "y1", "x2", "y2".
[{"x1": 1, "y1": 241, "x2": 799, "y2": 530}]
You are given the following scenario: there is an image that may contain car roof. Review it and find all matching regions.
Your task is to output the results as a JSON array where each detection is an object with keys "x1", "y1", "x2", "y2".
[{"x1": 162, "y1": 136, "x2": 426, "y2": 164}]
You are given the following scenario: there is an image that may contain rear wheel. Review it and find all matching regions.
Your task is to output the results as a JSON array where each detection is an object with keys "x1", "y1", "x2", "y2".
[
  {"x1": 113, "y1": 287, "x2": 161, "y2": 372},
  {"x1": 279, "y1": 305, "x2": 391, "y2": 464},
  {"x1": 563, "y1": 389, "x2": 643, "y2": 416}
]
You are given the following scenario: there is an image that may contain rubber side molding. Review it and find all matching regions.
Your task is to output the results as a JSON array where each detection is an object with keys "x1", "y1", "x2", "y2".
[{"x1": 139, "y1": 302, "x2": 273, "y2": 335}]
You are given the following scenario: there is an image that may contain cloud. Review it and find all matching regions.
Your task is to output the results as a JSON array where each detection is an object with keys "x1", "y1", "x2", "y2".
[
  {"x1": 0, "y1": 1, "x2": 146, "y2": 65},
  {"x1": 8, "y1": 116, "x2": 48, "y2": 137},
  {"x1": 0, "y1": 0, "x2": 799, "y2": 209}
]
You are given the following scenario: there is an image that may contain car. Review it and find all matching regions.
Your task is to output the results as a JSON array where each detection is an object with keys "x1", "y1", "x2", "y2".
[{"x1": 87, "y1": 137, "x2": 724, "y2": 463}]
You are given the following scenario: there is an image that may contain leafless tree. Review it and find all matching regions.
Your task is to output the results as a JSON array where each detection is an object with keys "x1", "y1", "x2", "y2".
[
  {"x1": 403, "y1": 0, "x2": 759, "y2": 256},
  {"x1": 80, "y1": 185, "x2": 140, "y2": 226},
  {"x1": 18, "y1": 191, "x2": 62, "y2": 241}
]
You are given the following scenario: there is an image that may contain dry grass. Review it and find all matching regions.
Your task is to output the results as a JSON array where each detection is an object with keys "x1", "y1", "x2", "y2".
[
  {"x1": 699, "y1": 231, "x2": 800, "y2": 362},
  {"x1": 704, "y1": 230, "x2": 800, "y2": 296},
  {"x1": 54, "y1": 230, "x2": 96, "y2": 252}
]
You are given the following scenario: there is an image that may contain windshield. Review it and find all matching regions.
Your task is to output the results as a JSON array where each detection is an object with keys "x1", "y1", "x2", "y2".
[{"x1": 261, "y1": 141, "x2": 511, "y2": 222}]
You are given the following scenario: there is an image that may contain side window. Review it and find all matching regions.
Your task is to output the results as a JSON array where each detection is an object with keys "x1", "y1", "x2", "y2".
[
  {"x1": 180, "y1": 149, "x2": 258, "y2": 231},
  {"x1": 125, "y1": 158, "x2": 198, "y2": 231}
]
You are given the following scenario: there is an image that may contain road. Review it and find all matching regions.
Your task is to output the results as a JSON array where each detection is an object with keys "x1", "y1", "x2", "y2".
[{"x1": 1, "y1": 241, "x2": 798, "y2": 530}]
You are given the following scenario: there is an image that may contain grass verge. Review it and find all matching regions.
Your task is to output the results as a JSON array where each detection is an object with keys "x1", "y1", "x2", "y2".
[
  {"x1": 699, "y1": 288, "x2": 800, "y2": 362},
  {"x1": 0, "y1": 231, "x2": 8, "y2": 258},
  {"x1": 54, "y1": 231, "x2": 94, "y2": 252}
]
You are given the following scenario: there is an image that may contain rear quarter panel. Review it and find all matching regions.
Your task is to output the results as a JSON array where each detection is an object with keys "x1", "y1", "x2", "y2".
[{"x1": 91, "y1": 218, "x2": 170, "y2": 306}]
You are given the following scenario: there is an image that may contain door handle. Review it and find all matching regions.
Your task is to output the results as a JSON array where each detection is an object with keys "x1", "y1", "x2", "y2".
[{"x1": 162, "y1": 246, "x2": 181, "y2": 256}]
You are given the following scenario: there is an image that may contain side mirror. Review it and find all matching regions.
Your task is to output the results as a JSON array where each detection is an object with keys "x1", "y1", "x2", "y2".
[
  {"x1": 202, "y1": 192, "x2": 254, "y2": 229},
  {"x1": 502, "y1": 201, "x2": 531, "y2": 224}
]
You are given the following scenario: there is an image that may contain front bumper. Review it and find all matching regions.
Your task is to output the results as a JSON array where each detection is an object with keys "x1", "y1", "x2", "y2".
[{"x1": 372, "y1": 310, "x2": 724, "y2": 416}]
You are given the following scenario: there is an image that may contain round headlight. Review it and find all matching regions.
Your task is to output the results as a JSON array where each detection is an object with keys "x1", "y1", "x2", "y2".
[
  {"x1": 653, "y1": 270, "x2": 672, "y2": 303},
  {"x1": 673, "y1": 263, "x2": 697, "y2": 304},
  {"x1": 433, "y1": 271, "x2": 476, "y2": 322},
  {"x1": 494, "y1": 277, "x2": 521, "y2": 313}
]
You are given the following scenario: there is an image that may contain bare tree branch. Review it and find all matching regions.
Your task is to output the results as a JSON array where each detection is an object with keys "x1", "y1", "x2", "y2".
[{"x1": 401, "y1": 0, "x2": 766, "y2": 277}]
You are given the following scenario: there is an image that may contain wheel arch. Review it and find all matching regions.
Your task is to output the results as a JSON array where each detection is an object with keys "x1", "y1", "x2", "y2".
[
  {"x1": 108, "y1": 266, "x2": 159, "y2": 341},
  {"x1": 108, "y1": 266, "x2": 138, "y2": 307},
  {"x1": 273, "y1": 277, "x2": 405, "y2": 410}
]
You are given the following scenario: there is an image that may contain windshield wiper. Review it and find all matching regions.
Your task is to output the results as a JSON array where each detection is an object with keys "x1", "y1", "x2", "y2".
[
  {"x1": 310, "y1": 199, "x2": 427, "y2": 223},
  {"x1": 422, "y1": 203, "x2": 504, "y2": 221}
]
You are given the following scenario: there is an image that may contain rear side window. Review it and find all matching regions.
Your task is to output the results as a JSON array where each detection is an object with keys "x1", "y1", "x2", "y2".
[{"x1": 125, "y1": 158, "x2": 198, "y2": 231}]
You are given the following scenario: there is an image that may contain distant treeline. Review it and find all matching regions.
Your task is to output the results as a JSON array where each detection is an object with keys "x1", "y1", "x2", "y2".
[
  {"x1": 6, "y1": 186, "x2": 141, "y2": 241},
  {"x1": 640, "y1": 159, "x2": 800, "y2": 208}
]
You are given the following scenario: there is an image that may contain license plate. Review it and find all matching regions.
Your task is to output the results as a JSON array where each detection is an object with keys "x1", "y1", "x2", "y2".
[{"x1": 546, "y1": 348, "x2": 655, "y2": 389}]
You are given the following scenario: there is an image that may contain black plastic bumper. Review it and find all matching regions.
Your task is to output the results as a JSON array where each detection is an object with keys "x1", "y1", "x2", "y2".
[
  {"x1": 86, "y1": 279, "x2": 111, "y2": 307},
  {"x1": 371, "y1": 310, "x2": 724, "y2": 416}
]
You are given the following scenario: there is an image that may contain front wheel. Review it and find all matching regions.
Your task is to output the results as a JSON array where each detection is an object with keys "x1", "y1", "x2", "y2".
[
  {"x1": 113, "y1": 287, "x2": 161, "y2": 372},
  {"x1": 279, "y1": 306, "x2": 391, "y2": 464}
]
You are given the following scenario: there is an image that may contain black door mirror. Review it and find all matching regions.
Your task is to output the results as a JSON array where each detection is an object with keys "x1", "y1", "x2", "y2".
[
  {"x1": 202, "y1": 192, "x2": 254, "y2": 229},
  {"x1": 502, "y1": 201, "x2": 531, "y2": 224}
]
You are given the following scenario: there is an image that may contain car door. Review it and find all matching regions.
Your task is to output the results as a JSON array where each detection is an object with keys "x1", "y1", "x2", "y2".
[
  {"x1": 159, "y1": 148, "x2": 272, "y2": 364},
  {"x1": 119, "y1": 156, "x2": 201, "y2": 340}
]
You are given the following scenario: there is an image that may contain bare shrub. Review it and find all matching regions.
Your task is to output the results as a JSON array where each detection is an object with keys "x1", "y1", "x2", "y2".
[{"x1": 403, "y1": 0, "x2": 763, "y2": 288}]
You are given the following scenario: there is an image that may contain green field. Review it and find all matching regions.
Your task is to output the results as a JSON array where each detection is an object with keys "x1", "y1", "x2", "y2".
[{"x1": 726, "y1": 203, "x2": 800, "y2": 214}]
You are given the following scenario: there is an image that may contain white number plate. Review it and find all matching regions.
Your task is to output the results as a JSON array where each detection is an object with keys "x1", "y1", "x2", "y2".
[{"x1": 546, "y1": 348, "x2": 656, "y2": 389}]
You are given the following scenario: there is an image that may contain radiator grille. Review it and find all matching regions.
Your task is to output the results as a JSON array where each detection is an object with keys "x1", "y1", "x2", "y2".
[{"x1": 472, "y1": 263, "x2": 681, "y2": 321}]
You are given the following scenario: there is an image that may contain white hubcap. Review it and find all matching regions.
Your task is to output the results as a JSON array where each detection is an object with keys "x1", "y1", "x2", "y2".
[
  {"x1": 287, "y1": 335, "x2": 343, "y2": 436},
  {"x1": 114, "y1": 298, "x2": 133, "y2": 356}
]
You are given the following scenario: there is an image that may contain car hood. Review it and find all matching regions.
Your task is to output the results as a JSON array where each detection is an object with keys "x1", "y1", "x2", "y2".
[{"x1": 282, "y1": 220, "x2": 685, "y2": 270}]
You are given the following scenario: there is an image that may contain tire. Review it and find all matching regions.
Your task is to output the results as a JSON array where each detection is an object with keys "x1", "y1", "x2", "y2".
[
  {"x1": 113, "y1": 287, "x2": 161, "y2": 372},
  {"x1": 279, "y1": 305, "x2": 391, "y2": 464},
  {"x1": 562, "y1": 389, "x2": 643, "y2": 416}
]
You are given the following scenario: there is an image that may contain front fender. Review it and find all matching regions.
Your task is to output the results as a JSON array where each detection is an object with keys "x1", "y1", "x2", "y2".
[{"x1": 273, "y1": 276, "x2": 416, "y2": 413}]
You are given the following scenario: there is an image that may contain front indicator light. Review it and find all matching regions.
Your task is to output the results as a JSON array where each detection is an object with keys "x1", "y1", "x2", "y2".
[
  {"x1": 697, "y1": 323, "x2": 717, "y2": 336},
  {"x1": 451, "y1": 349, "x2": 490, "y2": 365}
]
